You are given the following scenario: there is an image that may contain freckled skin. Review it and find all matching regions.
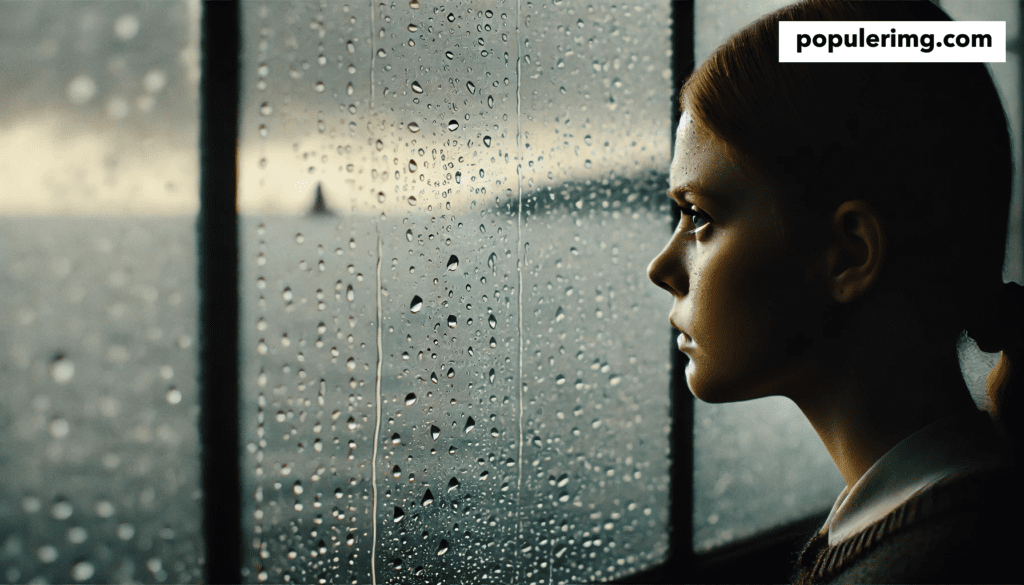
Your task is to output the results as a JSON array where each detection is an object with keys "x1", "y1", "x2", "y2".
[
  {"x1": 648, "y1": 112, "x2": 828, "y2": 404},
  {"x1": 648, "y1": 110, "x2": 978, "y2": 489}
]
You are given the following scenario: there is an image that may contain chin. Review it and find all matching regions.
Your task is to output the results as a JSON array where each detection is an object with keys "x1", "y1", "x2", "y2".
[
  {"x1": 685, "y1": 361, "x2": 732, "y2": 403},
  {"x1": 685, "y1": 361, "x2": 778, "y2": 404}
]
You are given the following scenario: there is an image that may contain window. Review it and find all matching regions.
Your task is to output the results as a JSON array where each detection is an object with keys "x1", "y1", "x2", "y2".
[
  {"x1": 1, "y1": 1, "x2": 1019, "y2": 584},
  {"x1": 0, "y1": 2, "x2": 203, "y2": 583},
  {"x1": 237, "y1": 2, "x2": 671, "y2": 582}
]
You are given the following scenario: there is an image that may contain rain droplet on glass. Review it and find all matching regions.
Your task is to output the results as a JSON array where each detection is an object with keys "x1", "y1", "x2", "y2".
[
  {"x1": 71, "y1": 561, "x2": 95, "y2": 581},
  {"x1": 52, "y1": 499, "x2": 73, "y2": 520},
  {"x1": 49, "y1": 354, "x2": 75, "y2": 384},
  {"x1": 166, "y1": 388, "x2": 183, "y2": 404}
]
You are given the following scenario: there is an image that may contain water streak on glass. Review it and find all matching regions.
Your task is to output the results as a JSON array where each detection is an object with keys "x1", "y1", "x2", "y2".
[{"x1": 238, "y1": 1, "x2": 672, "y2": 582}]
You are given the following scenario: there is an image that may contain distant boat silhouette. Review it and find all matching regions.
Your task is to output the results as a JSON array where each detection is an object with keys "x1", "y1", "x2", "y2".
[{"x1": 307, "y1": 182, "x2": 335, "y2": 216}]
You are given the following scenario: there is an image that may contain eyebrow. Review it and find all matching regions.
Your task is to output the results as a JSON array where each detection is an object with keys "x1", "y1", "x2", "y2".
[{"x1": 667, "y1": 180, "x2": 709, "y2": 201}]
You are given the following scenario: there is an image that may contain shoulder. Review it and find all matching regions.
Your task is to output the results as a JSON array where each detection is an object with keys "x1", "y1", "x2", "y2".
[{"x1": 793, "y1": 463, "x2": 1020, "y2": 585}]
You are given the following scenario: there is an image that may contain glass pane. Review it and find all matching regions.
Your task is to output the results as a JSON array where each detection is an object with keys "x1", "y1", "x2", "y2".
[
  {"x1": 516, "y1": 2, "x2": 672, "y2": 583},
  {"x1": 691, "y1": 0, "x2": 844, "y2": 554},
  {"x1": 694, "y1": 0, "x2": 793, "y2": 65},
  {"x1": 0, "y1": 1, "x2": 203, "y2": 583},
  {"x1": 238, "y1": 1, "x2": 672, "y2": 583}
]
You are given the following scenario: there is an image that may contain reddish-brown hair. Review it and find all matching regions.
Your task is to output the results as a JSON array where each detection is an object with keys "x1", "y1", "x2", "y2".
[{"x1": 682, "y1": 0, "x2": 1019, "y2": 442}]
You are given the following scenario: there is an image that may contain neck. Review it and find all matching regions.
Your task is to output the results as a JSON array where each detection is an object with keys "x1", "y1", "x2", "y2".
[{"x1": 790, "y1": 344, "x2": 977, "y2": 489}]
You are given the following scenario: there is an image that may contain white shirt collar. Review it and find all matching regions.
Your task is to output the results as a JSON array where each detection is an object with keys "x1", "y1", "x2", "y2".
[{"x1": 821, "y1": 409, "x2": 1008, "y2": 546}]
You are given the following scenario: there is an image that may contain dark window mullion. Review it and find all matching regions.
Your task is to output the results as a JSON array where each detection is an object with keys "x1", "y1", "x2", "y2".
[{"x1": 198, "y1": 1, "x2": 243, "y2": 583}]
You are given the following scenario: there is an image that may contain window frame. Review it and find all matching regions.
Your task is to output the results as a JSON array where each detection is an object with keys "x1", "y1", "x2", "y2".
[
  {"x1": 192, "y1": 1, "x2": 1024, "y2": 583},
  {"x1": 198, "y1": 1, "x2": 242, "y2": 582}
]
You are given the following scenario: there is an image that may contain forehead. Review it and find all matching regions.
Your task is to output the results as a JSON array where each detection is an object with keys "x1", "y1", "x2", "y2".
[
  {"x1": 670, "y1": 112, "x2": 774, "y2": 205},
  {"x1": 671, "y1": 112, "x2": 731, "y2": 187}
]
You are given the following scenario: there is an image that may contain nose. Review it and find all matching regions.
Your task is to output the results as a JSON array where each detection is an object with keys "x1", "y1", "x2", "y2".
[{"x1": 647, "y1": 235, "x2": 685, "y2": 297}]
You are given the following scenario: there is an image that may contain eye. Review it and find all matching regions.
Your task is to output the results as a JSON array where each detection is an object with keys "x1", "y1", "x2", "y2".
[{"x1": 679, "y1": 204, "x2": 711, "y2": 234}]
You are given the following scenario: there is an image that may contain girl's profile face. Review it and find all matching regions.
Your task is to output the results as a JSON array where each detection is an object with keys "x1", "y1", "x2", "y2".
[{"x1": 648, "y1": 111, "x2": 829, "y2": 403}]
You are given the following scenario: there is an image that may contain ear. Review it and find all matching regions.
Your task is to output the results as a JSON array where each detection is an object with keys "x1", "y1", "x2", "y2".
[{"x1": 826, "y1": 200, "x2": 886, "y2": 303}]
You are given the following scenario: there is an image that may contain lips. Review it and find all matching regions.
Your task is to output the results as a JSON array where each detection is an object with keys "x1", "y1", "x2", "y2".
[
  {"x1": 670, "y1": 317, "x2": 692, "y2": 348},
  {"x1": 677, "y1": 332, "x2": 693, "y2": 350}
]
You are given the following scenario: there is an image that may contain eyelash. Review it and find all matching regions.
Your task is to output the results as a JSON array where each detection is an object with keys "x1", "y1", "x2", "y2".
[{"x1": 678, "y1": 203, "x2": 712, "y2": 235}]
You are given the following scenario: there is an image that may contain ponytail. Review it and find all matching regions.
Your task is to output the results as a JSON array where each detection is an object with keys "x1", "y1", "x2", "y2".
[{"x1": 967, "y1": 281, "x2": 1024, "y2": 453}]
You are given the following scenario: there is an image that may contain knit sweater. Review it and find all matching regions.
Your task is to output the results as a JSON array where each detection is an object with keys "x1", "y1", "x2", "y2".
[{"x1": 792, "y1": 411, "x2": 1019, "y2": 585}]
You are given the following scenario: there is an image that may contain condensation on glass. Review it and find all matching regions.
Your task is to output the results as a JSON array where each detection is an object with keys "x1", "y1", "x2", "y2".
[
  {"x1": 691, "y1": 0, "x2": 1023, "y2": 553},
  {"x1": 0, "y1": 1, "x2": 203, "y2": 583},
  {"x1": 238, "y1": 1, "x2": 672, "y2": 583}
]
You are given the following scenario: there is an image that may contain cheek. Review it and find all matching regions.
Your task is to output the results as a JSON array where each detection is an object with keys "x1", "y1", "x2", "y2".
[
  {"x1": 691, "y1": 235, "x2": 800, "y2": 389},
  {"x1": 694, "y1": 242, "x2": 776, "y2": 346}
]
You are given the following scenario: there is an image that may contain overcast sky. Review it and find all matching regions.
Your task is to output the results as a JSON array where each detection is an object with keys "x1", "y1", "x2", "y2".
[{"x1": 0, "y1": 0, "x2": 671, "y2": 216}]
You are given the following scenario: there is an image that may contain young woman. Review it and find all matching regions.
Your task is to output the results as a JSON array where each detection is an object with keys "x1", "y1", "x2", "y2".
[{"x1": 647, "y1": 1, "x2": 1021, "y2": 582}]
